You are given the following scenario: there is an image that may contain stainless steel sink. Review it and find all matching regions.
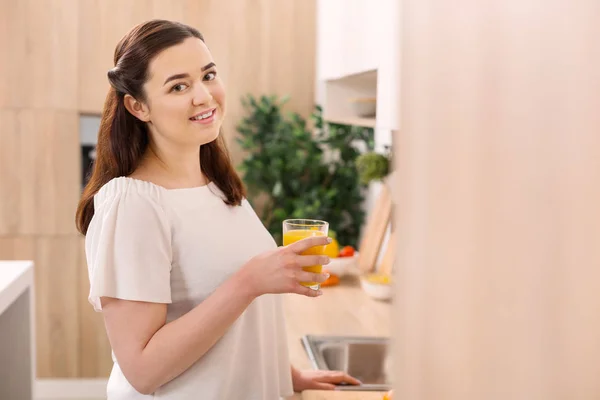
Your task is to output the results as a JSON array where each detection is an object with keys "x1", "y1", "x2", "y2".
[{"x1": 301, "y1": 335, "x2": 391, "y2": 391}]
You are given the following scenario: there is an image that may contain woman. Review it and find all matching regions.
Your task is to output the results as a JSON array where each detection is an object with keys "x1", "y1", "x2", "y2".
[{"x1": 75, "y1": 19, "x2": 360, "y2": 399}]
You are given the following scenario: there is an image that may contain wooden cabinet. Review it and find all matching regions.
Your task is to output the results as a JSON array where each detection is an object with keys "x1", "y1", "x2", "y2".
[
  {"x1": 35, "y1": 237, "x2": 81, "y2": 377},
  {"x1": 78, "y1": 0, "x2": 153, "y2": 113},
  {"x1": 0, "y1": 237, "x2": 35, "y2": 260},
  {"x1": 0, "y1": 0, "x2": 78, "y2": 109},
  {"x1": 0, "y1": 111, "x2": 19, "y2": 235},
  {"x1": 77, "y1": 238, "x2": 112, "y2": 377},
  {"x1": 17, "y1": 111, "x2": 80, "y2": 235},
  {"x1": 0, "y1": 111, "x2": 80, "y2": 235}
]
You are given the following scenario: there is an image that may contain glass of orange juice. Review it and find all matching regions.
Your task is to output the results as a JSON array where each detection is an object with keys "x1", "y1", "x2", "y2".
[{"x1": 282, "y1": 219, "x2": 329, "y2": 290}]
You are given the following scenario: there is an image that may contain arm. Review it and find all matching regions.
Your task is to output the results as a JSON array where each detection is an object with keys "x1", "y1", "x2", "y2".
[
  {"x1": 101, "y1": 271, "x2": 254, "y2": 395},
  {"x1": 101, "y1": 235, "x2": 331, "y2": 395}
]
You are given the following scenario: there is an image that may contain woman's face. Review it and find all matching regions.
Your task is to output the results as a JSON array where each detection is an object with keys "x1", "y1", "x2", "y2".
[{"x1": 136, "y1": 37, "x2": 225, "y2": 148}]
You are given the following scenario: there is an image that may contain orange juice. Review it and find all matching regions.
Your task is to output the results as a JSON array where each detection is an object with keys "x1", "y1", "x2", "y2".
[{"x1": 282, "y1": 229, "x2": 326, "y2": 288}]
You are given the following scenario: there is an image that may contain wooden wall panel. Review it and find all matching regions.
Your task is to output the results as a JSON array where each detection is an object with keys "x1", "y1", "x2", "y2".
[
  {"x1": 0, "y1": 237, "x2": 35, "y2": 261},
  {"x1": 151, "y1": 0, "x2": 188, "y2": 22},
  {"x1": 17, "y1": 111, "x2": 80, "y2": 235},
  {"x1": 25, "y1": 0, "x2": 79, "y2": 110},
  {"x1": 35, "y1": 236, "x2": 81, "y2": 378},
  {"x1": 0, "y1": 111, "x2": 19, "y2": 235},
  {"x1": 262, "y1": 1, "x2": 317, "y2": 113},
  {"x1": 77, "y1": 238, "x2": 113, "y2": 377},
  {"x1": 0, "y1": 0, "x2": 28, "y2": 108},
  {"x1": 215, "y1": 0, "x2": 317, "y2": 162},
  {"x1": 78, "y1": 0, "x2": 155, "y2": 113},
  {"x1": 0, "y1": 0, "x2": 78, "y2": 109}
]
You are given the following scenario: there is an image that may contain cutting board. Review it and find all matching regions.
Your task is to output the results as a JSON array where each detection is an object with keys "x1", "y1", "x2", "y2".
[
  {"x1": 357, "y1": 184, "x2": 393, "y2": 273},
  {"x1": 378, "y1": 229, "x2": 396, "y2": 275},
  {"x1": 302, "y1": 390, "x2": 387, "y2": 400}
]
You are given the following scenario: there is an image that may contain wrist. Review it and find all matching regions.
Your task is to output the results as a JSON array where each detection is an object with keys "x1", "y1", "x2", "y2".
[
  {"x1": 291, "y1": 365, "x2": 302, "y2": 385},
  {"x1": 230, "y1": 266, "x2": 259, "y2": 302},
  {"x1": 291, "y1": 365, "x2": 301, "y2": 392}
]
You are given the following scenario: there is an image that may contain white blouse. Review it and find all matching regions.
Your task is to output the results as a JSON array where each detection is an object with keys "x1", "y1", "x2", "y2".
[{"x1": 85, "y1": 177, "x2": 294, "y2": 400}]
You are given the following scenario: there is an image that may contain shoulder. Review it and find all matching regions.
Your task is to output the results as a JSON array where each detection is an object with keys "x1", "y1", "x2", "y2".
[
  {"x1": 94, "y1": 176, "x2": 165, "y2": 211},
  {"x1": 88, "y1": 177, "x2": 170, "y2": 239}
]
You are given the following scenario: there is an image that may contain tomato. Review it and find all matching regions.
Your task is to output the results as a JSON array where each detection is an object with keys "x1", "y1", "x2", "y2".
[
  {"x1": 338, "y1": 246, "x2": 355, "y2": 257},
  {"x1": 321, "y1": 272, "x2": 340, "y2": 287}
]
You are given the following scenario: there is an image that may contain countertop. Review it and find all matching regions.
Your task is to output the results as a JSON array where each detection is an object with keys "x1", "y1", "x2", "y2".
[
  {"x1": 0, "y1": 260, "x2": 35, "y2": 400},
  {"x1": 300, "y1": 391, "x2": 388, "y2": 400},
  {"x1": 281, "y1": 273, "x2": 391, "y2": 400},
  {"x1": 0, "y1": 261, "x2": 34, "y2": 316}
]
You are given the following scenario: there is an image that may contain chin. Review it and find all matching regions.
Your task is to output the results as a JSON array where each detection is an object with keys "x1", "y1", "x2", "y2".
[
  {"x1": 186, "y1": 112, "x2": 224, "y2": 145},
  {"x1": 197, "y1": 125, "x2": 221, "y2": 146}
]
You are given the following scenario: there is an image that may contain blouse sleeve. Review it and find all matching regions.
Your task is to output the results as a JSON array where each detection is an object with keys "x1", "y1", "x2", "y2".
[{"x1": 84, "y1": 183, "x2": 172, "y2": 312}]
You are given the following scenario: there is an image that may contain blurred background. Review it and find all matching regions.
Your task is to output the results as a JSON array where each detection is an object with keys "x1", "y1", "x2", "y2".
[
  {"x1": 2, "y1": 1, "x2": 600, "y2": 400},
  {"x1": 0, "y1": 1, "x2": 399, "y2": 399}
]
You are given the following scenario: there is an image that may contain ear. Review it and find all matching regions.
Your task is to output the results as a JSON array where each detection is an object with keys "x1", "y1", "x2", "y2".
[{"x1": 123, "y1": 94, "x2": 151, "y2": 122}]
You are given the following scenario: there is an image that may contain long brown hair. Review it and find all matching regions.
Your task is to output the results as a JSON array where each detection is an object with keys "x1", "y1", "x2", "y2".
[{"x1": 76, "y1": 20, "x2": 245, "y2": 235}]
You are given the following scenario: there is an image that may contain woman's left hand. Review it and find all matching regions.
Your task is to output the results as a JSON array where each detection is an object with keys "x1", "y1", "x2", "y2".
[{"x1": 292, "y1": 368, "x2": 362, "y2": 391}]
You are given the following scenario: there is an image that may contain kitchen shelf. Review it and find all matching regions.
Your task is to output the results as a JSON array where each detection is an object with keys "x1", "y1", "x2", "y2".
[
  {"x1": 324, "y1": 115, "x2": 376, "y2": 128},
  {"x1": 322, "y1": 69, "x2": 378, "y2": 129}
]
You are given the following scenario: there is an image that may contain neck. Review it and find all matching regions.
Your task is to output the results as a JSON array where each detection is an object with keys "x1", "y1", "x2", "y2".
[{"x1": 139, "y1": 139, "x2": 208, "y2": 189}]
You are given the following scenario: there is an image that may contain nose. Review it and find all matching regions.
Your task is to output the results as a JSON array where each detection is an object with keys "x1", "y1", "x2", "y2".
[{"x1": 192, "y1": 82, "x2": 213, "y2": 106}]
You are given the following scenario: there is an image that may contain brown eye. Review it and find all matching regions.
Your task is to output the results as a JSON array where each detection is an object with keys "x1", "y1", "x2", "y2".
[
  {"x1": 171, "y1": 83, "x2": 188, "y2": 92},
  {"x1": 204, "y1": 71, "x2": 217, "y2": 81}
]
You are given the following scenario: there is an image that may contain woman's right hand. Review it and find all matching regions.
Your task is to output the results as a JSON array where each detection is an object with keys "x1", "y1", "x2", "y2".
[{"x1": 238, "y1": 235, "x2": 332, "y2": 298}]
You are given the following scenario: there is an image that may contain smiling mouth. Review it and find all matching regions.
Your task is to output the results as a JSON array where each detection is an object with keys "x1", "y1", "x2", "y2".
[{"x1": 189, "y1": 109, "x2": 216, "y2": 121}]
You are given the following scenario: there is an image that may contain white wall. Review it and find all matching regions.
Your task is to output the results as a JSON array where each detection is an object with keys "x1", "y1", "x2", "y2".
[
  {"x1": 316, "y1": 0, "x2": 400, "y2": 148},
  {"x1": 373, "y1": 0, "x2": 400, "y2": 151},
  {"x1": 316, "y1": 0, "x2": 382, "y2": 83},
  {"x1": 316, "y1": 0, "x2": 400, "y2": 246}
]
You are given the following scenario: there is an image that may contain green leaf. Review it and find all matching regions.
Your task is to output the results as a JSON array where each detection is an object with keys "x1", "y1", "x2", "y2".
[{"x1": 236, "y1": 94, "x2": 373, "y2": 248}]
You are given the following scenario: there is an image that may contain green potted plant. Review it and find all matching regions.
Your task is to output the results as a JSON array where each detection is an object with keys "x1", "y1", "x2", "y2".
[
  {"x1": 236, "y1": 94, "x2": 374, "y2": 247},
  {"x1": 355, "y1": 146, "x2": 392, "y2": 185}
]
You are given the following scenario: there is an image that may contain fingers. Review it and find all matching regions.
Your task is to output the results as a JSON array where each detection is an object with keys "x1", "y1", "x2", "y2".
[
  {"x1": 287, "y1": 235, "x2": 331, "y2": 254},
  {"x1": 312, "y1": 382, "x2": 336, "y2": 390},
  {"x1": 344, "y1": 374, "x2": 362, "y2": 385},
  {"x1": 295, "y1": 284, "x2": 323, "y2": 297},
  {"x1": 324, "y1": 371, "x2": 361, "y2": 385},
  {"x1": 297, "y1": 255, "x2": 330, "y2": 267},
  {"x1": 296, "y1": 271, "x2": 330, "y2": 284}
]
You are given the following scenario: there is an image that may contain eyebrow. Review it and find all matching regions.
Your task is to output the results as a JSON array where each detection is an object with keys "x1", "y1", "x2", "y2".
[{"x1": 163, "y1": 62, "x2": 216, "y2": 86}]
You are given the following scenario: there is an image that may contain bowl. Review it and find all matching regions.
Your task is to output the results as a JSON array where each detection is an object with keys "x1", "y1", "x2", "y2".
[
  {"x1": 360, "y1": 273, "x2": 392, "y2": 301},
  {"x1": 349, "y1": 97, "x2": 377, "y2": 118},
  {"x1": 323, "y1": 253, "x2": 359, "y2": 277}
]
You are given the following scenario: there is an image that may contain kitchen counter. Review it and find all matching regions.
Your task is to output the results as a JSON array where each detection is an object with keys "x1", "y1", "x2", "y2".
[
  {"x1": 281, "y1": 273, "x2": 391, "y2": 400},
  {"x1": 0, "y1": 261, "x2": 35, "y2": 400},
  {"x1": 300, "y1": 390, "x2": 388, "y2": 400}
]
